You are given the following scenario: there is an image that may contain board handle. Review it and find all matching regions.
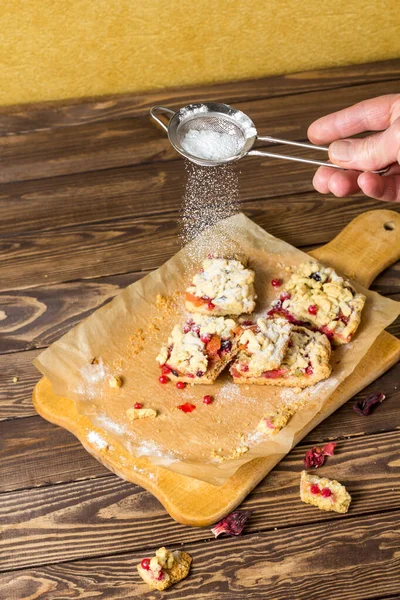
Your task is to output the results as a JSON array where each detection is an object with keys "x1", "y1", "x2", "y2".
[{"x1": 309, "y1": 209, "x2": 400, "y2": 289}]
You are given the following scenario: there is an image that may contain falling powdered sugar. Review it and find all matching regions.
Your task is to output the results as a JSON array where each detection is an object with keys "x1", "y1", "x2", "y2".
[{"x1": 180, "y1": 162, "x2": 242, "y2": 265}]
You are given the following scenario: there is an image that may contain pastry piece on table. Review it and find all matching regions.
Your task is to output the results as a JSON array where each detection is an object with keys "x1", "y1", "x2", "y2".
[
  {"x1": 137, "y1": 547, "x2": 192, "y2": 591},
  {"x1": 185, "y1": 256, "x2": 256, "y2": 316},
  {"x1": 268, "y1": 261, "x2": 365, "y2": 345},
  {"x1": 300, "y1": 470, "x2": 352, "y2": 513},
  {"x1": 156, "y1": 314, "x2": 241, "y2": 384},
  {"x1": 231, "y1": 319, "x2": 331, "y2": 388}
]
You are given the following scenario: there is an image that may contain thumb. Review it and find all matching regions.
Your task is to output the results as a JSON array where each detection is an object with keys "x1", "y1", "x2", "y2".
[{"x1": 328, "y1": 117, "x2": 400, "y2": 171}]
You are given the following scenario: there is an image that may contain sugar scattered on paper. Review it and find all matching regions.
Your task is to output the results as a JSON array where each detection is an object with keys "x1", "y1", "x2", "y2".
[{"x1": 87, "y1": 430, "x2": 108, "y2": 449}]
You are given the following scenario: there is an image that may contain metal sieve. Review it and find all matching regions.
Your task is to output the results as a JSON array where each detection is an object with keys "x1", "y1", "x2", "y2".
[{"x1": 150, "y1": 102, "x2": 388, "y2": 173}]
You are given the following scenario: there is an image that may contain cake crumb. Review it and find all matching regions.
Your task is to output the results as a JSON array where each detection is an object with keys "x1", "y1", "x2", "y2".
[
  {"x1": 12, "y1": 376, "x2": 19, "y2": 384},
  {"x1": 109, "y1": 375, "x2": 123, "y2": 389},
  {"x1": 127, "y1": 407, "x2": 157, "y2": 420},
  {"x1": 128, "y1": 328, "x2": 146, "y2": 357}
]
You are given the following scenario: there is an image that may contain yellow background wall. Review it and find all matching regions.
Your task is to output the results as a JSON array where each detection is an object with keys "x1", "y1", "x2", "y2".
[{"x1": 0, "y1": 0, "x2": 399, "y2": 106}]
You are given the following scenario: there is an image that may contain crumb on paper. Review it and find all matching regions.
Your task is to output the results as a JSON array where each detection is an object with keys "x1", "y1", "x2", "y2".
[
  {"x1": 12, "y1": 376, "x2": 19, "y2": 384},
  {"x1": 127, "y1": 407, "x2": 158, "y2": 421},
  {"x1": 128, "y1": 328, "x2": 146, "y2": 357},
  {"x1": 156, "y1": 292, "x2": 182, "y2": 313},
  {"x1": 257, "y1": 406, "x2": 294, "y2": 435},
  {"x1": 137, "y1": 547, "x2": 192, "y2": 591},
  {"x1": 211, "y1": 445, "x2": 249, "y2": 462},
  {"x1": 109, "y1": 375, "x2": 123, "y2": 389},
  {"x1": 90, "y1": 357, "x2": 99, "y2": 365}
]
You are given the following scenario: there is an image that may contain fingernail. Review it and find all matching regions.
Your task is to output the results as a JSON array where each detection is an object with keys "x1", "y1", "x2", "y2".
[{"x1": 330, "y1": 140, "x2": 354, "y2": 162}]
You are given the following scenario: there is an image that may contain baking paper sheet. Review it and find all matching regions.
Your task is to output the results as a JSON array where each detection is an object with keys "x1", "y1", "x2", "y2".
[{"x1": 34, "y1": 214, "x2": 400, "y2": 485}]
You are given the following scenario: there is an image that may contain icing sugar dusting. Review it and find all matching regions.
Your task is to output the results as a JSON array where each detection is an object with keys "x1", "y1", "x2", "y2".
[
  {"x1": 181, "y1": 129, "x2": 240, "y2": 161},
  {"x1": 180, "y1": 162, "x2": 242, "y2": 265},
  {"x1": 87, "y1": 430, "x2": 108, "y2": 449}
]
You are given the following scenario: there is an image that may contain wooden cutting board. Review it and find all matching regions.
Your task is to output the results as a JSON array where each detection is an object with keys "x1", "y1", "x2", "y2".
[{"x1": 33, "y1": 209, "x2": 400, "y2": 526}]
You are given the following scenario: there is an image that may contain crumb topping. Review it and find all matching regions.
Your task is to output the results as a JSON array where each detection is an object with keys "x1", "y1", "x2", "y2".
[
  {"x1": 156, "y1": 314, "x2": 237, "y2": 376},
  {"x1": 270, "y1": 261, "x2": 365, "y2": 343},
  {"x1": 236, "y1": 317, "x2": 291, "y2": 376},
  {"x1": 186, "y1": 257, "x2": 256, "y2": 314}
]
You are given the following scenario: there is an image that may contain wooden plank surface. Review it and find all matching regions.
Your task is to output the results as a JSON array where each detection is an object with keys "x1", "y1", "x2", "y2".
[
  {"x1": 0, "y1": 60, "x2": 399, "y2": 599},
  {"x1": 1, "y1": 429, "x2": 399, "y2": 572},
  {"x1": 0, "y1": 79, "x2": 399, "y2": 184},
  {"x1": 1, "y1": 59, "x2": 398, "y2": 136},
  {"x1": 2, "y1": 193, "x2": 399, "y2": 293},
  {"x1": 1, "y1": 511, "x2": 400, "y2": 600}
]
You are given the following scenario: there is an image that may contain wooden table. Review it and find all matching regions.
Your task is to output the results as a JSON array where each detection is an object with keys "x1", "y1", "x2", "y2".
[{"x1": 1, "y1": 60, "x2": 399, "y2": 600}]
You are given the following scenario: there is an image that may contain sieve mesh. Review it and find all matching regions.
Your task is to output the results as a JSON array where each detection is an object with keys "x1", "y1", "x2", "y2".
[{"x1": 176, "y1": 115, "x2": 246, "y2": 149}]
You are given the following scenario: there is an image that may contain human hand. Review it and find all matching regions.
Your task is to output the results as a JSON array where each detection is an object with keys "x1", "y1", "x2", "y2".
[{"x1": 308, "y1": 94, "x2": 400, "y2": 202}]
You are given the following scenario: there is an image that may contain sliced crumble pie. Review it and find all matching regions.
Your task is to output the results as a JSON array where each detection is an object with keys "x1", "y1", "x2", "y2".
[
  {"x1": 300, "y1": 470, "x2": 351, "y2": 513},
  {"x1": 156, "y1": 314, "x2": 241, "y2": 383},
  {"x1": 231, "y1": 319, "x2": 331, "y2": 388},
  {"x1": 268, "y1": 261, "x2": 365, "y2": 345},
  {"x1": 137, "y1": 547, "x2": 192, "y2": 591},
  {"x1": 185, "y1": 256, "x2": 256, "y2": 316},
  {"x1": 230, "y1": 317, "x2": 292, "y2": 377}
]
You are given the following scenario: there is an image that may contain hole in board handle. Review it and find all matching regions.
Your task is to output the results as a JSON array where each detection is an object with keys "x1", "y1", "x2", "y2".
[{"x1": 383, "y1": 221, "x2": 395, "y2": 231}]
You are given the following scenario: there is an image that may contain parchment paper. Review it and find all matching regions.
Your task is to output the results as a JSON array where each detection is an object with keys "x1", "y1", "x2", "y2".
[{"x1": 34, "y1": 214, "x2": 400, "y2": 485}]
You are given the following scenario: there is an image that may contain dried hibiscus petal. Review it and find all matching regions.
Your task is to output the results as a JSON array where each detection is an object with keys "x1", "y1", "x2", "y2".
[
  {"x1": 353, "y1": 393, "x2": 386, "y2": 416},
  {"x1": 303, "y1": 442, "x2": 337, "y2": 469},
  {"x1": 211, "y1": 510, "x2": 252, "y2": 538}
]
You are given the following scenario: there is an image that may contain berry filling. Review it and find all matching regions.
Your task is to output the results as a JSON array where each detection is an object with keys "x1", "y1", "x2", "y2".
[
  {"x1": 141, "y1": 558, "x2": 151, "y2": 570},
  {"x1": 207, "y1": 301, "x2": 216, "y2": 310},
  {"x1": 280, "y1": 291, "x2": 291, "y2": 302},
  {"x1": 305, "y1": 365, "x2": 314, "y2": 376},
  {"x1": 321, "y1": 487, "x2": 332, "y2": 498},
  {"x1": 262, "y1": 368, "x2": 288, "y2": 379},
  {"x1": 161, "y1": 365, "x2": 171, "y2": 375},
  {"x1": 156, "y1": 569, "x2": 165, "y2": 581},
  {"x1": 308, "y1": 304, "x2": 318, "y2": 315},
  {"x1": 310, "y1": 484, "x2": 320, "y2": 495}
]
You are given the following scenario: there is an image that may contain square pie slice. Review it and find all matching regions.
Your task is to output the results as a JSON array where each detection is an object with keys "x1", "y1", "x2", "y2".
[
  {"x1": 268, "y1": 261, "x2": 365, "y2": 345},
  {"x1": 137, "y1": 547, "x2": 192, "y2": 591},
  {"x1": 156, "y1": 314, "x2": 241, "y2": 384},
  {"x1": 300, "y1": 470, "x2": 352, "y2": 513},
  {"x1": 231, "y1": 320, "x2": 332, "y2": 388},
  {"x1": 185, "y1": 256, "x2": 256, "y2": 316}
]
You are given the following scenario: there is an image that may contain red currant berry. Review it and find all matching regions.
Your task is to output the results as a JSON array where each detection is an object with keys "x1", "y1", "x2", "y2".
[
  {"x1": 271, "y1": 278, "x2": 282, "y2": 287},
  {"x1": 141, "y1": 558, "x2": 150, "y2": 570},
  {"x1": 321, "y1": 487, "x2": 332, "y2": 498},
  {"x1": 310, "y1": 484, "x2": 320, "y2": 495},
  {"x1": 134, "y1": 402, "x2": 143, "y2": 409},
  {"x1": 308, "y1": 304, "x2": 318, "y2": 315},
  {"x1": 203, "y1": 395, "x2": 213, "y2": 404},
  {"x1": 159, "y1": 375, "x2": 169, "y2": 384},
  {"x1": 176, "y1": 381, "x2": 186, "y2": 389},
  {"x1": 280, "y1": 291, "x2": 291, "y2": 302}
]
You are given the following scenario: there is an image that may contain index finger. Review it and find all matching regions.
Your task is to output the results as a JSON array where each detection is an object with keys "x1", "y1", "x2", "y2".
[{"x1": 308, "y1": 94, "x2": 400, "y2": 144}]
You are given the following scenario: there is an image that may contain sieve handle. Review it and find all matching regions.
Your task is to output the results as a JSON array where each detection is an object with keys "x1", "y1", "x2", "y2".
[
  {"x1": 249, "y1": 135, "x2": 389, "y2": 174},
  {"x1": 150, "y1": 106, "x2": 175, "y2": 133}
]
